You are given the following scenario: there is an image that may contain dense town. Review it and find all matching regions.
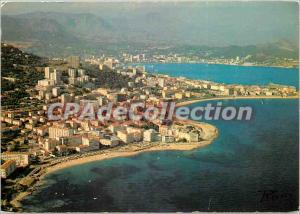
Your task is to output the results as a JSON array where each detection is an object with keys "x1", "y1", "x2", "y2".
[{"x1": 1, "y1": 43, "x2": 298, "y2": 211}]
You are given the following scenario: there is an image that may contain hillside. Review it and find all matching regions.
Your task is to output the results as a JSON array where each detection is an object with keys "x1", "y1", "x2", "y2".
[
  {"x1": 1, "y1": 44, "x2": 46, "y2": 106},
  {"x1": 1, "y1": 43, "x2": 45, "y2": 69}
]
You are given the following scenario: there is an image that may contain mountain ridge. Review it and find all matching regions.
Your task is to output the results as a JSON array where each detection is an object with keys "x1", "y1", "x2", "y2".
[{"x1": 2, "y1": 12, "x2": 298, "y2": 58}]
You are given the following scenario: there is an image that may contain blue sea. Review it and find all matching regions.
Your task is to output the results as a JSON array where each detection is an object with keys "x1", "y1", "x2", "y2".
[
  {"x1": 143, "y1": 63, "x2": 299, "y2": 88},
  {"x1": 22, "y1": 64, "x2": 299, "y2": 212}
]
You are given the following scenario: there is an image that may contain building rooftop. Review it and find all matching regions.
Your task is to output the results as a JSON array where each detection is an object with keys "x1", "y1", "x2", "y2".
[{"x1": 1, "y1": 160, "x2": 16, "y2": 170}]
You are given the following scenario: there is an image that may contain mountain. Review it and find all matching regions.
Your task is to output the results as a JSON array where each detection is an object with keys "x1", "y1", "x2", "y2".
[
  {"x1": 9, "y1": 12, "x2": 117, "y2": 43},
  {"x1": 208, "y1": 41, "x2": 298, "y2": 59},
  {"x1": 2, "y1": 12, "x2": 164, "y2": 46},
  {"x1": 1, "y1": 12, "x2": 298, "y2": 58},
  {"x1": 2, "y1": 15, "x2": 79, "y2": 45}
]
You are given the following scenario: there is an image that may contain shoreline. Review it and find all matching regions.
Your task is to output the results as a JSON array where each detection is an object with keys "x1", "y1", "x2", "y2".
[
  {"x1": 14, "y1": 142, "x2": 214, "y2": 207},
  {"x1": 13, "y1": 121, "x2": 218, "y2": 210},
  {"x1": 44, "y1": 121, "x2": 218, "y2": 176},
  {"x1": 45, "y1": 139, "x2": 215, "y2": 176},
  {"x1": 176, "y1": 95, "x2": 299, "y2": 107},
  {"x1": 133, "y1": 62, "x2": 299, "y2": 69},
  {"x1": 10, "y1": 95, "x2": 298, "y2": 210}
]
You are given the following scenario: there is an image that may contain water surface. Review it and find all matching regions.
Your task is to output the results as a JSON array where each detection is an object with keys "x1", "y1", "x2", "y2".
[{"x1": 143, "y1": 63, "x2": 299, "y2": 88}]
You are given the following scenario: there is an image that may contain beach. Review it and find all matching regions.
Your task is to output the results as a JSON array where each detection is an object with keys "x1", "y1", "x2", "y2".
[
  {"x1": 46, "y1": 140, "x2": 215, "y2": 175},
  {"x1": 13, "y1": 141, "x2": 217, "y2": 209},
  {"x1": 44, "y1": 120, "x2": 218, "y2": 175}
]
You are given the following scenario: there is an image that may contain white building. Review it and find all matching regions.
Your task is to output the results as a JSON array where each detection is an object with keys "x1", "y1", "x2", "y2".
[
  {"x1": 44, "y1": 139, "x2": 59, "y2": 151},
  {"x1": 143, "y1": 129, "x2": 158, "y2": 142},
  {"x1": 49, "y1": 124, "x2": 74, "y2": 139},
  {"x1": 1, "y1": 152, "x2": 30, "y2": 167},
  {"x1": 68, "y1": 68, "x2": 77, "y2": 78},
  {"x1": 162, "y1": 135, "x2": 175, "y2": 143},
  {"x1": 82, "y1": 137, "x2": 100, "y2": 151},
  {"x1": 100, "y1": 137, "x2": 119, "y2": 147},
  {"x1": 52, "y1": 87, "x2": 60, "y2": 97},
  {"x1": 44, "y1": 67, "x2": 53, "y2": 79}
]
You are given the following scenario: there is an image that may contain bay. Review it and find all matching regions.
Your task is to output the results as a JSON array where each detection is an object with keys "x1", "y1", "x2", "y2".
[{"x1": 143, "y1": 63, "x2": 299, "y2": 88}]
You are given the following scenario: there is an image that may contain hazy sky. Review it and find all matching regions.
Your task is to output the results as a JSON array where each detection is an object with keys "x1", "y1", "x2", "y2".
[{"x1": 2, "y1": 1, "x2": 298, "y2": 46}]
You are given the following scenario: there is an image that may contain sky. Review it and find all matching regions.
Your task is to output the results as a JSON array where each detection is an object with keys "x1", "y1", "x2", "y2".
[{"x1": 1, "y1": 1, "x2": 299, "y2": 46}]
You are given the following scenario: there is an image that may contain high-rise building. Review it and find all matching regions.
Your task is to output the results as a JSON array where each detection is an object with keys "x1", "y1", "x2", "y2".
[
  {"x1": 44, "y1": 67, "x2": 54, "y2": 79},
  {"x1": 68, "y1": 68, "x2": 77, "y2": 78},
  {"x1": 67, "y1": 56, "x2": 80, "y2": 68},
  {"x1": 44, "y1": 67, "x2": 61, "y2": 85},
  {"x1": 52, "y1": 69, "x2": 61, "y2": 84},
  {"x1": 77, "y1": 69, "x2": 85, "y2": 76}
]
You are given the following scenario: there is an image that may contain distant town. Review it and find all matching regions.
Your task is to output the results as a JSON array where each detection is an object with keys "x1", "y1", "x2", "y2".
[
  {"x1": 1, "y1": 43, "x2": 299, "y2": 211},
  {"x1": 117, "y1": 52, "x2": 298, "y2": 68}
]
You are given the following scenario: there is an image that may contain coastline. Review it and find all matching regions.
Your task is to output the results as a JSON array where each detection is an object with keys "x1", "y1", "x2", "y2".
[
  {"x1": 13, "y1": 120, "x2": 218, "y2": 210},
  {"x1": 44, "y1": 121, "x2": 218, "y2": 176},
  {"x1": 135, "y1": 62, "x2": 299, "y2": 69},
  {"x1": 176, "y1": 95, "x2": 299, "y2": 107},
  {"x1": 11, "y1": 95, "x2": 298, "y2": 210},
  {"x1": 46, "y1": 140, "x2": 215, "y2": 175}
]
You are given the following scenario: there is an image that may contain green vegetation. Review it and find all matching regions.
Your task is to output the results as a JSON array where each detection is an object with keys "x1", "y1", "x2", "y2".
[
  {"x1": 141, "y1": 123, "x2": 159, "y2": 131},
  {"x1": 82, "y1": 63, "x2": 144, "y2": 89},
  {"x1": 2, "y1": 90, "x2": 30, "y2": 106},
  {"x1": 1, "y1": 44, "x2": 46, "y2": 106},
  {"x1": 1, "y1": 79, "x2": 16, "y2": 91}
]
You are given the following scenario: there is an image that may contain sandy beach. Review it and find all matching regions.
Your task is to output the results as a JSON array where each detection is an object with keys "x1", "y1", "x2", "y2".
[
  {"x1": 45, "y1": 140, "x2": 215, "y2": 175},
  {"x1": 176, "y1": 95, "x2": 299, "y2": 107},
  {"x1": 13, "y1": 139, "x2": 218, "y2": 209}
]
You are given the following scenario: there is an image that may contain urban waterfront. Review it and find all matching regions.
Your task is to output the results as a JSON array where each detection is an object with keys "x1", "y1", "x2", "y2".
[
  {"x1": 144, "y1": 63, "x2": 299, "y2": 88},
  {"x1": 1, "y1": 2, "x2": 299, "y2": 212},
  {"x1": 22, "y1": 98, "x2": 299, "y2": 212}
]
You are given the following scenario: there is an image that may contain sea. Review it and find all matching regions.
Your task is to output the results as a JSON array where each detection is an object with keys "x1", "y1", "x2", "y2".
[
  {"x1": 22, "y1": 64, "x2": 299, "y2": 212},
  {"x1": 143, "y1": 63, "x2": 299, "y2": 88}
]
